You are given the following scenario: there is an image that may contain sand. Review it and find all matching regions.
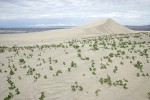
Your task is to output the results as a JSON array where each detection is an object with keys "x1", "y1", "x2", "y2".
[
  {"x1": 0, "y1": 18, "x2": 135, "y2": 44},
  {"x1": 0, "y1": 18, "x2": 150, "y2": 100}
]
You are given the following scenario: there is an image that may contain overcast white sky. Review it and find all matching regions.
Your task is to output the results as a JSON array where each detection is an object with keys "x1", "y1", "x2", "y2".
[{"x1": 0, "y1": 0, "x2": 150, "y2": 27}]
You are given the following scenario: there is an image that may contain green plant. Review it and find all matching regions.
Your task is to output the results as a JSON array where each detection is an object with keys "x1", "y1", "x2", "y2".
[
  {"x1": 44, "y1": 75, "x2": 47, "y2": 79},
  {"x1": 53, "y1": 59, "x2": 58, "y2": 63},
  {"x1": 7, "y1": 77, "x2": 16, "y2": 90},
  {"x1": 27, "y1": 67, "x2": 35, "y2": 75},
  {"x1": 4, "y1": 92, "x2": 13, "y2": 100},
  {"x1": 71, "y1": 61, "x2": 77, "y2": 68},
  {"x1": 109, "y1": 53, "x2": 114, "y2": 58},
  {"x1": 148, "y1": 92, "x2": 150, "y2": 99},
  {"x1": 63, "y1": 62, "x2": 66, "y2": 65},
  {"x1": 34, "y1": 73, "x2": 41, "y2": 80},
  {"x1": 19, "y1": 59, "x2": 25, "y2": 64},
  {"x1": 123, "y1": 83, "x2": 128, "y2": 89},
  {"x1": 142, "y1": 73, "x2": 145, "y2": 76},
  {"x1": 42, "y1": 59, "x2": 46, "y2": 63},
  {"x1": 78, "y1": 53, "x2": 81, "y2": 57},
  {"x1": 108, "y1": 57, "x2": 112, "y2": 63},
  {"x1": 0, "y1": 47, "x2": 5, "y2": 53},
  {"x1": 146, "y1": 73, "x2": 149, "y2": 76},
  {"x1": 2, "y1": 63, "x2": 4, "y2": 66},
  {"x1": 68, "y1": 68, "x2": 71, "y2": 72},
  {"x1": 71, "y1": 85, "x2": 76, "y2": 91},
  {"x1": 18, "y1": 76, "x2": 21, "y2": 80},
  {"x1": 78, "y1": 86, "x2": 83, "y2": 91},
  {"x1": 113, "y1": 66, "x2": 118, "y2": 73},
  {"x1": 56, "y1": 70, "x2": 62, "y2": 76},
  {"x1": 100, "y1": 64, "x2": 107, "y2": 69},
  {"x1": 132, "y1": 56, "x2": 135, "y2": 60},
  {"x1": 10, "y1": 69, "x2": 15, "y2": 75},
  {"x1": 71, "y1": 82, "x2": 83, "y2": 92},
  {"x1": 39, "y1": 92, "x2": 45, "y2": 100},
  {"x1": 92, "y1": 71, "x2": 96, "y2": 75},
  {"x1": 15, "y1": 88, "x2": 20, "y2": 95},
  {"x1": 95, "y1": 89, "x2": 100, "y2": 96},
  {"x1": 120, "y1": 61, "x2": 124, "y2": 65},
  {"x1": 99, "y1": 78, "x2": 103, "y2": 84},
  {"x1": 99, "y1": 75, "x2": 112, "y2": 86},
  {"x1": 49, "y1": 66, "x2": 53, "y2": 70},
  {"x1": 134, "y1": 61, "x2": 143, "y2": 71},
  {"x1": 113, "y1": 79, "x2": 128, "y2": 89}
]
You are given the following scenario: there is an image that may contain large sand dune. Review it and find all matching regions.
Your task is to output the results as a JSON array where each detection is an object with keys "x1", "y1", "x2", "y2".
[
  {"x1": 0, "y1": 18, "x2": 135, "y2": 43},
  {"x1": 75, "y1": 18, "x2": 134, "y2": 34}
]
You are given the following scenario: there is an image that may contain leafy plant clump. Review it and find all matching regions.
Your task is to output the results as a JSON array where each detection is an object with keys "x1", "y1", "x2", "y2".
[
  {"x1": 39, "y1": 92, "x2": 45, "y2": 100},
  {"x1": 4, "y1": 92, "x2": 13, "y2": 100},
  {"x1": 134, "y1": 61, "x2": 143, "y2": 71},
  {"x1": 71, "y1": 82, "x2": 83, "y2": 92},
  {"x1": 7, "y1": 77, "x2": 16, "y2": 90},
  {"x1": 148, "y1": 92, "x2": 150, "y2": 99},
  {"x1": 55, "y1": 70, "x2": 62, "y2": 76},
  {"x1": 19, "y1": 59, "x2": 25, "y2": 64},
  {"x1": 99, "y1": 75, "x2": 112, "y2": 86},
  {"x1": 71, "y1": 61, "x2": 77, "y2": 68},
  {"x1": 15, "y1": 88, "x2": 20, "y2": 95},
  {"x1": 95, "y1": 89, "x2": 101, "y2": 96},
  {"x1": 27, "y1": 67, "x2": 35, "y2": 75},
  {"x1": 113, "y1": 66, "x2": 118, "y2": 73}
]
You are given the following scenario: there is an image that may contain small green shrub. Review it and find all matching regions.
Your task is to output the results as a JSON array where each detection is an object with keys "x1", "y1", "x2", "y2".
[
  {"x1": 56, "y1": 70, "x2": 62, "y2": 76},
  {"x1": 95, "y1": 89, "x2": 100, "y2": 96},
  {"x1": 71, "y1": 82, "x2": 83, "y2": 92},
  {"x1": 148, "y1": 92, "x2": 150, "y2": 98},
  {"x1": 39, "y1": 92, "x2": 45, "y2": 100},
  {"x1": 4, "y1": 92, "x2": 13, "y2": 100},
  {"x1": 15, "y1": 88, "x2": 20, "y2": 95}
]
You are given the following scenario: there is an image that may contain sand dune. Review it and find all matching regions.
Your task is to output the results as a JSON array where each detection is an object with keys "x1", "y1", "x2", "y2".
[
  {"x1": 0, "y1": 18, "x2": 135, "y2": 43},
  {"x1": 75, "y1": 18, "x2": 134, "y2": 34}
]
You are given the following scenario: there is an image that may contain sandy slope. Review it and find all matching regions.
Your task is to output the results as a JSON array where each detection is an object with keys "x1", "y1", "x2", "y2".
[
  {"x1": 0, "y1": 18, "x2": 135, "y2": 43},
  {"x1": 75, "y1": 18, "x2": 134, "y2": 34},
  {"x1": 0, "y1": 32, "x2": 150, "y2": 100},
  {"x1": 0, "y1": 18, "x2": 150, "y2": 100}
]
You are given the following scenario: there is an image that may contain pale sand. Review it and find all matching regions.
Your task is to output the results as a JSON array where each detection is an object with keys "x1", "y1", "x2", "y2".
[
  {"x1": 0, "y1": 18, "x2": 135, "y2": 45},
  {"x1": 0, "y1": 18, "x2": 150, "y2": 100}
]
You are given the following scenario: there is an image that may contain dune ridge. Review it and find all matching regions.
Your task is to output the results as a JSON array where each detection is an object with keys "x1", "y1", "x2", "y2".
[
  {"x1": 0, "y1": 18, "x2": 135, "y2": 43},
  {"x1": 75, "y1": 18, "x2": 134, "y2": 34}
]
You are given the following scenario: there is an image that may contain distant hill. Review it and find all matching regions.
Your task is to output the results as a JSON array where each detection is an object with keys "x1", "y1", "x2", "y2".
[
  {"x1": 125, "y1": 25, "x2": 150, "y2": 31},
  {"x1": 0, "y1": 27, "x2": 73, "y2": 34}
]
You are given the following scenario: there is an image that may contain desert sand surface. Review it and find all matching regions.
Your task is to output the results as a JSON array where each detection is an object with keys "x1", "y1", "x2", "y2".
[
  {"x1": 0, "y1": 18, "x2": 150, "y2": 100},
  {"x1": 0, "y1": 18, "x2": 135, "y2": 46}
]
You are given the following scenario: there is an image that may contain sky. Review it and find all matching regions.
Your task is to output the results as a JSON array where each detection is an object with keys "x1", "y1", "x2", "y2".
[{"x1": 0, "y1": 0, "x2": 150, "y2": 28}]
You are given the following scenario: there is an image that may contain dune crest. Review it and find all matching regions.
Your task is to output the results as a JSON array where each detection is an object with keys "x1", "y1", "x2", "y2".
[{"x1": 75, "y1": 18, "x2": 134, "y2": 34}]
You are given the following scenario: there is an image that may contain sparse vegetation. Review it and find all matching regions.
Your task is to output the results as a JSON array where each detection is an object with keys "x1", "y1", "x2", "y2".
[{"x1": 0, "y1": 32, "x2": 150, "y2": 99}]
